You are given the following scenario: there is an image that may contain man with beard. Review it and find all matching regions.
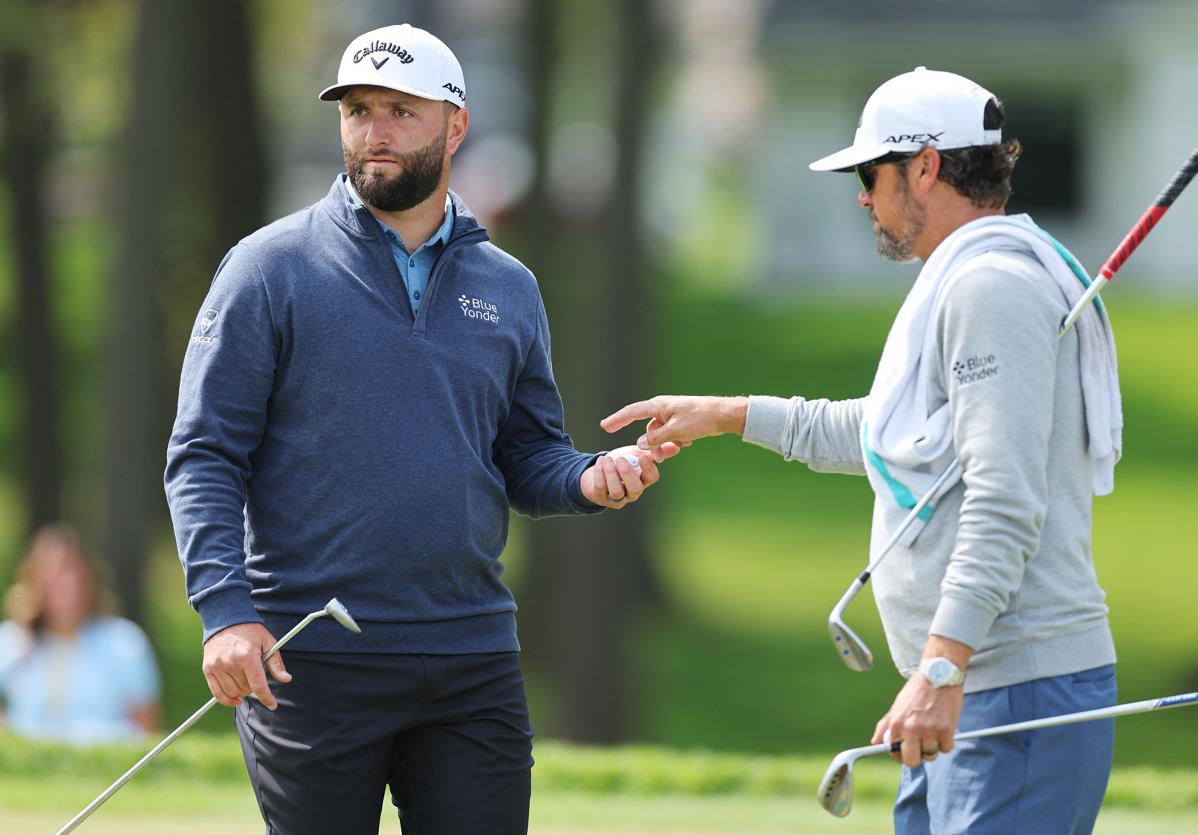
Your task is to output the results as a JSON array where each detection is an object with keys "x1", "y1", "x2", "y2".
[
  {"x1": 165, "y1": 24, "x2": 677, "y2": 835},
  {"x1": 601, "y1": 68, "x2": 1121, "y2": 834}
]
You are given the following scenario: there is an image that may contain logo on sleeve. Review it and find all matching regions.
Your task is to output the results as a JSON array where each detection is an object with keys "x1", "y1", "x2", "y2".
[
  {"x1": 458, "y1": 295, "x2": 500, "y2": 324},
  {"x1": 191, "y1": 308, "x2": 220, "y2": 345},
  {"x1": 952, "y1": 354, "x2": 998, "y2": 385}
]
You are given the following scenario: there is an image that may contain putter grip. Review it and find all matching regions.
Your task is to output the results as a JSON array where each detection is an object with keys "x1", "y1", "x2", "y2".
[{"x1": 1156, "y1": 145, "x2": 1198, "y2": 207}]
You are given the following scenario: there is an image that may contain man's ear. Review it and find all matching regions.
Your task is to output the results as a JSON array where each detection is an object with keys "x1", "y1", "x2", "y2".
[
  {"x1": 445, "y1": 106, "x2": 469, "y2": 156},
  {"x1": 912, "y1": 148, "x2": 941, "y2": 194}
]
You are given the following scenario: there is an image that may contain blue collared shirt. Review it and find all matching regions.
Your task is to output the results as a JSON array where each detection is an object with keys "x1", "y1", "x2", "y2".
[{"x1": 345, "y1": 181, "x2": 454, "y2": 313}]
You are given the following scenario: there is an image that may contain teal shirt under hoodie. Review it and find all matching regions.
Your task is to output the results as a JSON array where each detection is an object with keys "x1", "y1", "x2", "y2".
[{"x1": 165, "y1": 176, "x2": 601, "y2": 653}]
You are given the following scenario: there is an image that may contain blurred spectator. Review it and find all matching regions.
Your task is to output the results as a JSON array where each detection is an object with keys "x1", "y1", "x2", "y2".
[{"x1": 0, "y1": 524, "x2": 161, "y2": 744}]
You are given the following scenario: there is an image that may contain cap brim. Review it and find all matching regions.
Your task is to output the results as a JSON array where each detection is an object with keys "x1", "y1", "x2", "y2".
[
  {"x1": 318, "y1": 80, "x2": 461, "y2": 106},
  {"x1": 809, "y1": 142, "x2": 891, "y2": 173},
  {"x1": 319, "y1": 83, "x2": 352, "y2": 102}
]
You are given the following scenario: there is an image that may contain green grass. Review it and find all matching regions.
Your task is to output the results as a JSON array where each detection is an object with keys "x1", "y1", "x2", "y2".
[
  {"x1": 8, "y1": 798, "x2": 1197, "y2": 835},
  {"x1": 3, "y1": 734, "x2": 1196, "y2": 834}
]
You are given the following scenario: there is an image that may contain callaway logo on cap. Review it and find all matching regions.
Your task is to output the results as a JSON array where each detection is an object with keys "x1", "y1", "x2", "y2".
[
  {"x1": 809, "y1": 67, "x2": 1000, "y2": 173},
  {"x1": 319, "y1": 24, "x2": 466, "y2": 107}
]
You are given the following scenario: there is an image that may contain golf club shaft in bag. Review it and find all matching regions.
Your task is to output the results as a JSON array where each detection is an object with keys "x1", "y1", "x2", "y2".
[
  {"x1": 830, "y1": 142, "x2": 1198, "y2": 671},
  {"x1": 57, "y1": 599, "x2": 361, "y2": 835},
  {"x1": 819, "y1": 691, "x2": 1198, "y2": 817}
]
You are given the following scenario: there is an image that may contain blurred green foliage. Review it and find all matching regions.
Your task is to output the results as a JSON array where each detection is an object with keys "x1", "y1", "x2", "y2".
[
  {"x1": 0, "y1": 276, "x2": 1194, "y2": 771},
  {"x1": 3, "y1": 287, "x2": 1197, "y2": 766}
]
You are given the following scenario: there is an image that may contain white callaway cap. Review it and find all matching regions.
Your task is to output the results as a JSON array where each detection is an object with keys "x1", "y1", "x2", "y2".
[
  {"x1": 319, "y1": 24, "x2": 466, "y2": 108},
  {"x1": 809, "y1": 67, "x2": 1000, "y2": 172}
]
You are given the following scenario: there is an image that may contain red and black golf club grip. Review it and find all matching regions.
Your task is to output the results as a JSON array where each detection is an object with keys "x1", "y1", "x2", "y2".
[{"x1": 1099, "y1": 144, "x2": 1198, "y2": 280}]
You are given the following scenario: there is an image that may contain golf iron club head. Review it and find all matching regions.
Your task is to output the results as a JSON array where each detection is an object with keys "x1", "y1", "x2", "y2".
[
  {"x1": 324, "y1": 597, "x2": 362, "y2": 633},
  {"x1": 816, "y1": 742, "x2": 889, "y2": 817},
  {"x1": 816, "y1": 751, "x2": 855, "y2": 817},
  {"x1": 828, "y1": 583, "x2": 874, "y2": 672}
]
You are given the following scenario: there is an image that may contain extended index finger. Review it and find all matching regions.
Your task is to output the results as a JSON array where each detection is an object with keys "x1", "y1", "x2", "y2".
[{"x1": 601, "y1": 399, "x2": 660, "y2": 433}]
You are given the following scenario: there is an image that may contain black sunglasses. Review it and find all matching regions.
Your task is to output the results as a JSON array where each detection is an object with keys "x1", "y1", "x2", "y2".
[{"x1": 855, "y1": 151, "x2": 920, "y2": 192}]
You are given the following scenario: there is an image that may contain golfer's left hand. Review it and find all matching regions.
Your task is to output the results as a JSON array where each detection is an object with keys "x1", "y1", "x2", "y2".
[
  {"x1": 580, "y1": 443, "x2": 680, "y2": 509},
  {"x1": 872, "y1": 674, "x2": 963, "y2": 768}
]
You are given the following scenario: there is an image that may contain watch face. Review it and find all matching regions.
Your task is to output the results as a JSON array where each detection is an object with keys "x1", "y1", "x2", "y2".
[{"x1": 922, "y1": 657, "x2": 961, "y2": 687}]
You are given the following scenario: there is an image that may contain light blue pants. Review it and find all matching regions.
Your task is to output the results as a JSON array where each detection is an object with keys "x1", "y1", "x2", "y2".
[{"x1": 894, "y1": 664, "x2": 1116, "y2": 835}]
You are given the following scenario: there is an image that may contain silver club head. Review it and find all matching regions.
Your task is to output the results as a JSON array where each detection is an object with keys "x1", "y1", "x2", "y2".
[
  {"x1": 323, "y1": 598, "x2": 362, "y2": 633},
  {"x1": 828, "y1": 612, "x2": 874, "y2": 672},
  {"x1": 816, "y1": 751, "x2": 856, "y2": 817}
]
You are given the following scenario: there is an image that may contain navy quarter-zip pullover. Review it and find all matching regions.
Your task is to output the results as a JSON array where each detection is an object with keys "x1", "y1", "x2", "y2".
[{"x1": 165, "y1": 177, "x2": 601, "y2": 653}]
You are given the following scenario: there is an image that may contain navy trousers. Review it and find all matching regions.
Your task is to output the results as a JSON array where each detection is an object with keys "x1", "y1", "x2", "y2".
[{"x1": 235, "y1": 651, "x2": 534, "y2": 834}]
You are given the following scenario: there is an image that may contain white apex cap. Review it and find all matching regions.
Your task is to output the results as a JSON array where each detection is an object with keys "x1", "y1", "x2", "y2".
[
  {"x1": 809, "y1": 67, "x2": 1000, "y2": 172},
  {"x1": 319, "y1": 24, "x2": 466, "y2": 108}
]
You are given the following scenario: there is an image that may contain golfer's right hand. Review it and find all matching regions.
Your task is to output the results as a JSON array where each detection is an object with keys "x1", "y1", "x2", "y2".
[
  {"x1": 202, "y1": 622, "x2": 292, "y2": 710},
  {"x1": 601, "y1": 395, "x2": 749, "y2": 449}
]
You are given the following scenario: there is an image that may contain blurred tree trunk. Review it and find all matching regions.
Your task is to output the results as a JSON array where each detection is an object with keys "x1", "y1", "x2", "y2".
[
  {"x1": 0, "y1": 9, "x2": 63, "y2": 535},
  {"x1": 104, "y1": 0, "x2": 181, "y2": 624},
  {"x1": 517, "y1": 0, "x2": 663, "y2": 743},
  {"x1": 602, "y1": 0, "x2": 662, "y2": 609},
  {"x1": 190, "y1": 3, "x2": 267, "y2": 266},
  {"x1": 105, "y1": 0, "x2": 267, "y2": 624}
]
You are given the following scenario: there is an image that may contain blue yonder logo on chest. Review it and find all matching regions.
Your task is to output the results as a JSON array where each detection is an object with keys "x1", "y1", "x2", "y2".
[{"x1": 458, "y1": 295, "x2": 500, "y2": 324}]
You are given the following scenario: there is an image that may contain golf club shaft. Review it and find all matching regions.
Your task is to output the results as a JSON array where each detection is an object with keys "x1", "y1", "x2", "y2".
[
  {"x1": 956, "y1": 690, "x2": 1198, "y2": 742},
  {"x1": 56, "y1": 611, "x2": 324, "y2": 835},
  {"x1": 54, "y1": 696, "x2": 223, "y2": 835},
  {"x1": 829, "y1": 459, "x2": 962, "y2": 625},
  {"x1": 861, "y1": 459, "x2": 963, "y2": 580},
  {"x1": 864, "y1": 691, "x2": 1198, "y2": 760}
]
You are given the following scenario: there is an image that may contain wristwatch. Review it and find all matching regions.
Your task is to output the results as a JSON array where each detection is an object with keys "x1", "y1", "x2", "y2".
[{"x1": 918, "y1": 656, "x2": 965, "y2": 688}]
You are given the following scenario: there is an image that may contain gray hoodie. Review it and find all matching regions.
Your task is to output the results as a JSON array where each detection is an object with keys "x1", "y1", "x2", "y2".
[{"x1": 743, "y1": 249, "x2": 1116, "y2": 692}]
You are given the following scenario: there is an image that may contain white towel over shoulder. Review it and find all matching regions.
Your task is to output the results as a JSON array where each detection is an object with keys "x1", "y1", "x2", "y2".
[{"x1": 861, "y1": 214, "x2": 1122, "y2": 545}]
